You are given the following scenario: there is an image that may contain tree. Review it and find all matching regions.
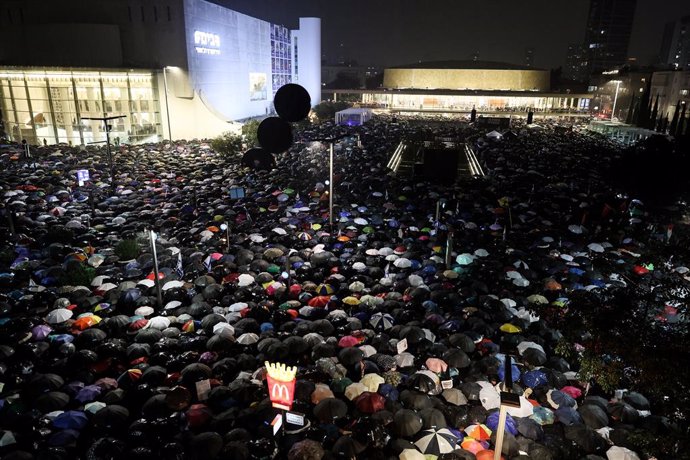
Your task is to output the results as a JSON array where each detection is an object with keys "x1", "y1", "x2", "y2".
[
  {"x1": 312, "y1": 101, "x2": 352, "y2": 123},
  {"x1": 242, "y1": 119, "x2": 260, "y2": 148},
  {"x1": 210, "y1": 131, "x2": 244, "y2": 158}
]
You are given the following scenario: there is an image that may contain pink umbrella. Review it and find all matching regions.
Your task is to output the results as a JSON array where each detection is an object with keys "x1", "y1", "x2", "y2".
[{"x1": 560, "y1": 385, "x2": 582, "y2": 399}]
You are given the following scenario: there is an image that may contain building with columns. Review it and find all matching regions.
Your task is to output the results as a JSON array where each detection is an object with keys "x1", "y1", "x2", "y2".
[{"x1": 0, "y1": 0, "x2": 320, "y2": 144}]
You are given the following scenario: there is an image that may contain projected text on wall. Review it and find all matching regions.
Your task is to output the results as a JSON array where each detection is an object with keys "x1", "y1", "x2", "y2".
[{"x1": 194, "y1": 30, "x2": 221, "y2": 55}]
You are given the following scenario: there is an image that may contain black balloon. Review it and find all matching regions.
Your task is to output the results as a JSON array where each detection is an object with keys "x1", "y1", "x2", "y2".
[
  {"x1": 274, "y1": 83, "x2": 311, "y2": 122},
  {"x1": 241, "y1": 147, "x2": 275, "y2": 170},
  {"x1": 257, "y1": 117, "x2": 293, "y2": 153}
]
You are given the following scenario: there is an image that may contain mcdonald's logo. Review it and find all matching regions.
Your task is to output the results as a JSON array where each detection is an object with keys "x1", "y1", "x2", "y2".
[
  {"x1": 267, "y1": 374, "x2": 295, "y2": 410},
  {"x1": 272, "y1": 383, "x2": 290, "y2": 402}
]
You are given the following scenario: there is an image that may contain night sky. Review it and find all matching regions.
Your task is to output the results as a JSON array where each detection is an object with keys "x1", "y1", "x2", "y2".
[{"x1": 220, "y1": 0, "x2": 688, "y2": 69}]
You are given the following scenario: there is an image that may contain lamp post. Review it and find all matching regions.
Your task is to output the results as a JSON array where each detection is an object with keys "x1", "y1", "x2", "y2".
[
  {"x1": 162, "y1": 66, "x2": 173, "y2": 142},
  {"x1": 611, "y1": 80, "x2": 622, "y2": 121},
  {"x1": 311, "y1": 134, "x2": 348, "y2": 232},
  {"x1": 149, "y1": 229, "x2": 163, "y2": 308},
  {"x1": 81, "y1": 115, "x2": 126, "y2": 190},
  {"x1": 220, "y1": 222, "x2": 230, "y2": 252}
]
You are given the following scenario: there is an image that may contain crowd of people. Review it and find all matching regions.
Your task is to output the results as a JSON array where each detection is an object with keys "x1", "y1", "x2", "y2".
[{"x1": 0, "y1": 117, "x2": 688, "y2": 460}]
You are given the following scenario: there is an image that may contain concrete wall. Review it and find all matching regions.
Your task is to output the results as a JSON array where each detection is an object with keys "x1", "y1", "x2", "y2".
[
  {"x1": 0, "y1": 0, "x2": 188, "y2": 69},
  {"x1": 383, "y1": 68, "x2": 550, "y2": 91},
  {"x1": 156, "y1": 71, "x2": 237, "y2": 140},
  {"x1": 0, "y1": 23, "x2": 123, "y2": 67},
  {"x1": 293, "y1": 18, "x2": 321, "y2": 106}
]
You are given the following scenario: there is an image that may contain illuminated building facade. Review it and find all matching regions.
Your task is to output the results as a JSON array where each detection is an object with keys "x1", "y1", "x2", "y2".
[
  {"x1": 326, "y1": 61, "x2": 592, "y2": 117},
  {"x1": 0, "y1": 0, "x2": 321, "y2": 144}
]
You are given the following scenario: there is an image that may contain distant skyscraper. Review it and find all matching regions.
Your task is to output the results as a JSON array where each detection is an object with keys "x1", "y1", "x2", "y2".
[
  {"x1": 564, "y1": 44, "x2": 589, "y2": 82},
  {"x1": 583, "y1": 0, "x2": 637, "y2": 75},
  {"x1": 659, "y1": 16, "x2": 690, "y2": 70},
  {"x1": 525, "y1": 47, "x2": 535, "y2": 67}
]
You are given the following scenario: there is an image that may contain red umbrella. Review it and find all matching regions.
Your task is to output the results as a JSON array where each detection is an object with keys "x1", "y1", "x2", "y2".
[
  {"x1": 308, "y1": 295, "x2": 331, "y2": 307},
  {"x1": 186, "y1": 403, "x2": 212, "y2": 428},
  {"x1": 355, "y1": 391, "x2": 386, "y2": 413}
]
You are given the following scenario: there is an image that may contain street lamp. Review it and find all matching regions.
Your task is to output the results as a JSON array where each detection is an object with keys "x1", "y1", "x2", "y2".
[
  {"x1": 162, "y1": 66, "x2": 176, "y2": 142},
  {"x1": 610, "y1": 80, "x2": 622, "y2": 121},
  {"x1": 220, "y1": 222, "x2": 230, "y2": 252},
  {"x1": 149, "y1": 229, "x2": 163, "y2": 308}
]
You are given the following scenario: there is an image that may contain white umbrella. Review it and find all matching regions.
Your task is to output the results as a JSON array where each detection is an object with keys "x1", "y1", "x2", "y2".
[
  {"x1": 138, "y1": 279, "x2": 155, "y2": 288},
  {"x1": 478, "y1": 381, "x2": 500, "y2": 410},
  {"x1": 237, "y1": 332, "x2": 259, "y2": 345},
  {"x1": 506, "y1": 395, "x2": 535, "y2": 418},
  {"x1": 568, "y1": 224, "x2": 584, "y2": 234},
  {"x1": 587, "y1": 243, "x2": 605, "y2": 253},
  {"x1": 394, "y1": 258, "x2": 411, "y2": 268},
  {"x1": 91, "y1": 276, "x2": 110, "y2": 287},
  {"x1": 248, "y1": 233, "x2": 266, "y2": 243},
  {"x1": 162, "y1": 280, "x2": 184, "y2": 290},
  {"x1": 517, "y1": 341, "x2": 545, "y2": 355},
  {"x1": 45, "y1": 308, "x2": 73, "y2": 324},
  {"x1": 272, "y1": 227, "x2": 287, "y2": 235},
  {"x1": 88, "y1": 254, "x2": 105, "y2": 268},
  {"x1": 96, "y1": 282, "x2": 118, "y2": 293},
  {"x1": 148, "y1": 316, "x2": 171, "y2": 330},
  {"x1": 134, "y1": 306, "x2": 154, "y2": 317},
  {"x1": 164, "y1": 300, "x2": 182, "y2": 310},
  {"x1": 474, "y1": 248, "x2": 489, "y2": 258},
  {"x1": 238, "y1": 274, "x2": 255, "y2": 287},
  {"x1": 513, "y1": 278, "x2": 530, "y2": 287},
  {"x1": 213, "y1": 322, "x2": 235, "y2": 338},
  {"x1": 228, "y1": 302, "x2": 248, "y2": 312},
  {"x1": 354, "y1": 217, "x2": 368, "y2": 225}
]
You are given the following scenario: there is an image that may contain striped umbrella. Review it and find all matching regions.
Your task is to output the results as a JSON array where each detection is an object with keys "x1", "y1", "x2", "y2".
[
  {"x1": 297, "y1": 231, "x2": 312, "y2": 241},
  {"x1": 414, "y1": 428, "x2": 459, "y2": 455},
  {"x1": 316, "y1": 283, "x2": 335, "y2": 296},
  {"x1": 369, "y1": 312, "x2": 394, "y2": 330},
  {"x1": 465, "y1": 423, "x2": 492, "y2": 441}
]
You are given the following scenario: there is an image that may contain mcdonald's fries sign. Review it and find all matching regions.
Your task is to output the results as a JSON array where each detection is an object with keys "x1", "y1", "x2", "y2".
[{"x1": 265, "y1": 361, "x2": 297, "y2": 410}]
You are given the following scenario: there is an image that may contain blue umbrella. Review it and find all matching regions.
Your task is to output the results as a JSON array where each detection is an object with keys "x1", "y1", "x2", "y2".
[
  {"x1": 53, "y1": 410, "x2": 89, "y2": 430},
  {"x1": 522, "y1": 369, "x2": 548, "y2": 388},
  {"x1": 486, "y1": 411, "x2": 518, "y2": 436},
  {"x1": 75, "y1": 385, "x2": 102, "y2": 403}
]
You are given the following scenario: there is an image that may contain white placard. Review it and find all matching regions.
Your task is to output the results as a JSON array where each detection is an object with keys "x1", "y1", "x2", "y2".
[
  {"x1": 272, "y1": 413, "x2": 283, "y2": 435},
  {"x1": 195, "y1": 379, "x2": 211, "y2": 401},
  {"x1": 286, "y1": 411, "x2": 305, "y2": 426},
  {"x1": 441, "y1": 380, "x2": 453, "y2": 389},
  {"x1": 397, "y1": 338, "x2": 408, "y2": 354}
]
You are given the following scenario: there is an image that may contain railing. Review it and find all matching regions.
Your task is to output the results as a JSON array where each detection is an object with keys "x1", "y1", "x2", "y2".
[
  {"x1": 465, "y1": 144, "x2": 485, "y2": 177},
  {"x1": 386, "y1": 141, "x2": 406, "y2": 171}
]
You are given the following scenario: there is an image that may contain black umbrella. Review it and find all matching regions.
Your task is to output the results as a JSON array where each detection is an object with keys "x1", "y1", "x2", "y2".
[
  {"x1": 313, "y1": 398, "x2": 347, "y2": 423},
  {"x1": 442, "y1": 349, "x2": 470, "y2": 368},
  {"x1": 607, "y1": 401, "x2": 639, "y2": 424},
  {"x1": 34, "y1": 391, "x2": 70, "y2": 412},
  {"x1": 563, "y1": 425, "x2": 608, "y2": 455},
  {"x1": 516, "y1": 416, "x2": 544, "y2": 441},
  {"x1": 578, "y1": 404, "x2": 609, "y2": 429},
  {"x1": 393, "y1": 409, "x2": 423, "y2": 438},
  {"x1": 91, "y1": 405, "x2": 130, "y2": 429}
]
